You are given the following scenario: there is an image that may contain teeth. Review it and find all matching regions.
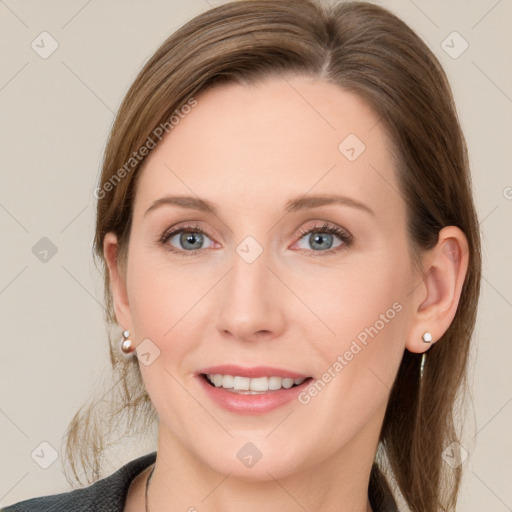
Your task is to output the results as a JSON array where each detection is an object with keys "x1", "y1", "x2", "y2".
[
  {"x1": 268, "y1": 376, "x2": 282, "y2": 390},
  {"x1": 250, "y1": 377, "x2": 268, "y2": 391},
  {"x1": 282, "y1": 378, "x2": 294, "y2": 389},
  {"x1": 222, "y1": 375, "x2": 234, "y2": 388},
  {"x1": 233, "y1": 376, "x2": 250, "y2": 391},
  {"x1": 206, "y1": 374, "x2": 306, "y2": 393}
]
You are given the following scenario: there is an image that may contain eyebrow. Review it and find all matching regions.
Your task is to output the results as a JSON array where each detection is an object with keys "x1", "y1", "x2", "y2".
[{"x1": 144, "y1": 193, "x2": 375, "y2": 217}]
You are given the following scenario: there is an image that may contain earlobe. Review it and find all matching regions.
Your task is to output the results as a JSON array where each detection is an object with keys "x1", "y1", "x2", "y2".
[
  {"x1": 103, "y1": 232, "x2": 132, "y2": 330},
  {"x1": 406, "y1": 226, "x2": 469, "y2": 354}
]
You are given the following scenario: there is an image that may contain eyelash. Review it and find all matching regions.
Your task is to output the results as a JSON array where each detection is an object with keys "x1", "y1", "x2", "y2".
[{"x1": 160, "y1": 222, "x2": 353, "y2": 257}]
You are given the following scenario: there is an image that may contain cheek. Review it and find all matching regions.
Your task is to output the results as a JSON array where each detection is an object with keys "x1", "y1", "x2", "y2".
[
  {"x1": 301, "y1": 252, "x2": 410, "y2": 352},
  {"x1": 124, "y1": 253, "x2": 204, "y2": 425},
  {"x1": 300, "y1": 248, "x2": 411, "y2": 410},
  {"x1": 126, "y1": 249, "x2": 206, "y2": 337},
  {"x1": 124, "y1": 249, "x2": 222, "y2": 392}
]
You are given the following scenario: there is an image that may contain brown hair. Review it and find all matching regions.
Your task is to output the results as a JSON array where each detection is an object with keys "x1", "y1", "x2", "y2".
[{"x1": 64, "y1": 1, "x2": 481, "y2": 510}]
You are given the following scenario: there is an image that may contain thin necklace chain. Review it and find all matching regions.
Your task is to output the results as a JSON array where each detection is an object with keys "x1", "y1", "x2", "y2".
[{"x1": 145, "y1": 464, "x2": 156, "y2": 512}]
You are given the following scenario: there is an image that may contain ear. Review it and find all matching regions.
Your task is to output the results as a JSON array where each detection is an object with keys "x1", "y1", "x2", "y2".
[
  {"x1": 103, "y1": 232, "x2": 133, "y2": 331},
  {"x1": 406, "y1": 226, "x2": 469, "y2": 354}
]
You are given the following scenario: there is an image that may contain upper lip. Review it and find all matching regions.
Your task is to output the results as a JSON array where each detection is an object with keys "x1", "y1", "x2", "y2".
[{"x1": 197, "y1": 365, "x2": 309, "y2": 379}]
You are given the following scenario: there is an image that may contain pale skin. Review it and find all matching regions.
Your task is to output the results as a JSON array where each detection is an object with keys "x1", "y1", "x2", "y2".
[{"x1": 104, "y1": 75, "x2": 469, "y2": 512}]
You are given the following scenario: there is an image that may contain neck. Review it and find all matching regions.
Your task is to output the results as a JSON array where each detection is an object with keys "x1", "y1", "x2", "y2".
[{"x1": 146, "y1": 425, "x2": 378, "y2": 512}]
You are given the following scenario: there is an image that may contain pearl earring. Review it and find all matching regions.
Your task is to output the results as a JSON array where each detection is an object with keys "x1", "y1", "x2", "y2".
[
  {"x1": 120, "y1": 329, "x2": 135, "y2": 355},
  {"x1": 422, "y1": 332, "x2": 433, "y2": 343}
]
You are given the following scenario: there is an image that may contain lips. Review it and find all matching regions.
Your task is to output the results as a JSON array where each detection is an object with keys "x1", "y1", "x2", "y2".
[{"x1": 196, "y1": 365, "x2": 313, "y2": 414}]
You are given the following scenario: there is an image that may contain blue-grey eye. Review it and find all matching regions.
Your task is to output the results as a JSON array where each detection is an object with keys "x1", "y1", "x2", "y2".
[
  {"x1": 167, "y1": 230, "x2": 213, "y2": 251},
  {"x1": 296, "y1": 230, "x2": 343, "y2": 251}
]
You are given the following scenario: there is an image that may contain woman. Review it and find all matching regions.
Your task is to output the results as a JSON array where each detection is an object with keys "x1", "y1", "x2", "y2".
[{"x1": 2, "y1": 0, "x2": 481, "y2": 511}]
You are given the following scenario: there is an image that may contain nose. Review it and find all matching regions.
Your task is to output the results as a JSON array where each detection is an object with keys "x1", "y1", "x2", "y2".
[{"x1": 215, "y1": 246, "x2": 286, "y2": 343}]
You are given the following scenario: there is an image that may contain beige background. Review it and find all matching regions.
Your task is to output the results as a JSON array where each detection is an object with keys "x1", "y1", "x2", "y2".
[{"x1": 1, "y1": 0, "x2": 511, "y2": 510}]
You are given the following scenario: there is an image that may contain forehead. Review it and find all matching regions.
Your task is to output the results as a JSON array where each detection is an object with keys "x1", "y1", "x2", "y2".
[{"x1": 134, "y1": 76, "x2": 402, "y2": 220}]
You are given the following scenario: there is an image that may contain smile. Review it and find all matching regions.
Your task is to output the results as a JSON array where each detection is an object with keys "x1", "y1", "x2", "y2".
[{"x1": 197, "y1": 365, "x2": 313, "y2": 414}]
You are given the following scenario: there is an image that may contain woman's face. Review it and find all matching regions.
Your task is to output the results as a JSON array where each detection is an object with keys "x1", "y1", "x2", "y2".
[{"x1": 112, "y1": 76, "x2": 422, "y2": 479}]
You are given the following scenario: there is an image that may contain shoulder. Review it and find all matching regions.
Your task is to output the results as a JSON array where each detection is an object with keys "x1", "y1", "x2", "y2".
[{"x1": 1, "y1": 452, "x2": 156, "y2": 512}]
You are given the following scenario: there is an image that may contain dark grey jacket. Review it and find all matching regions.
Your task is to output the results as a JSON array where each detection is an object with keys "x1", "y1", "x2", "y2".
[
  {"x1": 2, "y1": 452, "x2": 398, "y2": 511},
  {"x1": 1, "y1": 452, "x2": 156, "y2": 512}
]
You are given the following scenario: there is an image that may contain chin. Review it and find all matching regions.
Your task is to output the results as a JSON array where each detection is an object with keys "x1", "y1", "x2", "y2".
[{"x1": 188, "y1": 435, "x2": 312, "y2": 482}]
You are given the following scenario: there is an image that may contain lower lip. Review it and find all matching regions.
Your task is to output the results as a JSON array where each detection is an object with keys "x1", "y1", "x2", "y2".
[{"x1": 198, "y1": 375, "x2": 311, "y2": 415}]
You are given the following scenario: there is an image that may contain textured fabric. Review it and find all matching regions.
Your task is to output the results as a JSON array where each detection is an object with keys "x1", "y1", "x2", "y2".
[
  {"x1": 2, "y1": 452, "x2": 397, "y2": 511},
  {"x1": 1, "y1": 452, "x2": 157, "y2": 512}
]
